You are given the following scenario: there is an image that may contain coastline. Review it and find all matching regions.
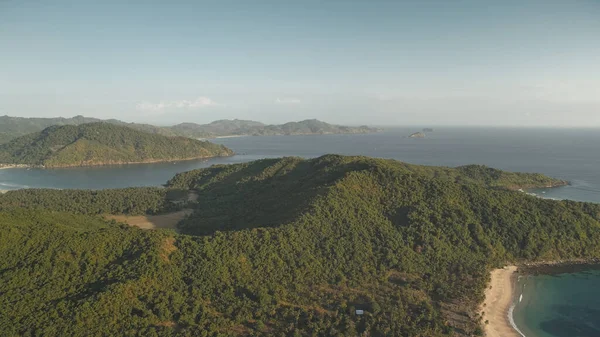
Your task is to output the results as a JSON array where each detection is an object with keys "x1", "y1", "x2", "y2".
[
  {"x1": 520, "y1": 259, "x2": 600, "y2": 275},
  {"x1": 0, "y1": 153, "x2": 233, "y2": 169},
  {"x1": 0, "y1": 164, "x2": 31, "y2": 170},
  {"x1": 198, "y1": 130, "x2": 383, "y2": 140},
  {"x1": 482, "y1": 266, "x2": 522, "y2": 337}
]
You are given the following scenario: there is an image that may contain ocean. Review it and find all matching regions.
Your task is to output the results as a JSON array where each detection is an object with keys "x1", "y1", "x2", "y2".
[
  {"x1": 2, "y1": 127, "x2": 600, "y2": 202},
  {"x1": 513, "y1": 268, "x2": 600, "y2": 337},
  {"x1": 1, "y1": 127, "x2": 600, "y2": 336}
]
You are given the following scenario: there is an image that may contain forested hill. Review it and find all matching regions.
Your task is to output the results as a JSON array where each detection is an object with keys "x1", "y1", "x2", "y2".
[
  {"x1": 0, "y1": 115, "x2": 380, "y2": 144},
  {"x1": 0, "y1": 115, "x2": 176, "y2": 144},
  {"x1": 0, "y1": 123, "x2": 233, "y2": 167},
  {"x1": 1, "y1": 155, "x2": 598, "y2": 337},
  {"x1": 170, "y1": 119, "x2": 382, "y2": 138}
]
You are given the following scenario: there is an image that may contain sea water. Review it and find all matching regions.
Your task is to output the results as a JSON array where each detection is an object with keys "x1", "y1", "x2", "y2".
[
  {"x1": 2, "y1": 127, "x2": 600, "y2": 202},
  {"x1": 513, "y1": 269, "x2": 600, "y2": 337}
]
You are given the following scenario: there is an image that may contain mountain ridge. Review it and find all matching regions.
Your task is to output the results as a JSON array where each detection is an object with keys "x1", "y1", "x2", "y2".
[
  {"x1": 0, "y1": 155, "x2": 596, "y2": 336},
  {"x1": 0, "y1": 122, "x2": 233, "y2": 167},
  {"x1": 0, "y1": 115, "x2": 381, "y2": 144},
  {"x1": 172, "y1": 118, "x2": 381, "y2": 138}
]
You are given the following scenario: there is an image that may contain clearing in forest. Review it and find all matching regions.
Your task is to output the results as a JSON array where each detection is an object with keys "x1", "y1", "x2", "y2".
[{"x1": 106, "y1": 209, "x2": 193, "y2": 230}]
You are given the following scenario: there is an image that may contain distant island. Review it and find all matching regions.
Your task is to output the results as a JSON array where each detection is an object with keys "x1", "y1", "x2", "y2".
[
  {"x1": 171, "y1": 118, "x2": 381, "y2": 138},
  {"x1": 422, "y1": 128, "x2": 434, "y2": 132},
  {"x1": 409, "y1": 131, "x2": 426, "y2": 138},
  {"x1": 0, "y1": 115, "x2": 382, "y2": 144},
  {"x1": 0, "y1": 123, "x2": 233, "y2": 168}
]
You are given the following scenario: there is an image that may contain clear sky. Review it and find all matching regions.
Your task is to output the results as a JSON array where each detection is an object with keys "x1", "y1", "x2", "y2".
[{"x1": 1, "y1": 0, "x2": 599, "y2": 126}]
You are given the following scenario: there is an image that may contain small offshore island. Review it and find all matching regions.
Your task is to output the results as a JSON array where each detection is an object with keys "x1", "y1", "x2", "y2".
[
  {"x1": 0, "y1": 123, "x2": 233, "y2": 168},
  {"x1": 409, "y1": 131, "x2": 426, "y2": 138},
  {"x1": 1, "y1": 154, "x2": 597, "y2": 337}
]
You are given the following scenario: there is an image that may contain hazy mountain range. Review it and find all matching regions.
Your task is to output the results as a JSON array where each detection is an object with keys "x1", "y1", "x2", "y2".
[
  {"x1": 0, "y1": 115, "x2": 381, "y2": 144},
  {"x1": 0, "y1": 123, "x2": 232, "y2": 168}
]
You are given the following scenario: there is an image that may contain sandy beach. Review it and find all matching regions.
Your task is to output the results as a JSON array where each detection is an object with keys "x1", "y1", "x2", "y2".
[
  {"x1": 0, "y1": 164, "x2": 31, "y2": 170},
  {"x1": 482, "y1": 266, "x2": 521, "y2": 337}
]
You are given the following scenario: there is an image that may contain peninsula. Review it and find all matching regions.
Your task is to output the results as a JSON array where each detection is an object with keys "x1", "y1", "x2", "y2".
[{"x1": 0, "y1": 123, "x2": 233, "y2": 168}]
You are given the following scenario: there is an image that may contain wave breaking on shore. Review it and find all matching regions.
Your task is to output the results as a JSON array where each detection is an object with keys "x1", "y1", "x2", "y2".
[{"x1": 482, "y1": 266, "x2": 522, "y2": 337}]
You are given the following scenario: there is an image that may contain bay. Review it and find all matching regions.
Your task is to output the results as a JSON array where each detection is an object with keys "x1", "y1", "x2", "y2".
[
  {"x1": 513, "y1": 269, "x2": 600, "y2": 337},
  {"x1": 1, "y1": 127, "x2": 600, "y2": 203}
]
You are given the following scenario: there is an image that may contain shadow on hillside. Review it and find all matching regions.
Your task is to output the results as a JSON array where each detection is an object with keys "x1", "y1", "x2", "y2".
[{"x1": 177, "y1": 156, "x2": 374, "y2": 236}]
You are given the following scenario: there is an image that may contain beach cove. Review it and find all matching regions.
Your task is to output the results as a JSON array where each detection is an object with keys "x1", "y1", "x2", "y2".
[
  {"x1": 483, "y1": 263, "x2": 600, "y2": 337},
  {"x1": 482, "y1": 266, "x2": 524, "y2": 337}
]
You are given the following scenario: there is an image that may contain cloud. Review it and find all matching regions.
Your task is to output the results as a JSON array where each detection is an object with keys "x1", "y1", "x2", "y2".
[
  {"x1": 136, "y1": 97, "x2": 217, "y2": 111},
  {"x1": 275, "y1": 97, "x2": 301, "y2": 104}
]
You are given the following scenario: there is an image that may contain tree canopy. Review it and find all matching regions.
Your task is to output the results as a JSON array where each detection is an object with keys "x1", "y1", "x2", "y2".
[
  {"x1": 0, "y1": 122, "x2": 232, "y2": 167},
  {"x1": 1, "y1": 155, "x2": 598, "y2": 337}
]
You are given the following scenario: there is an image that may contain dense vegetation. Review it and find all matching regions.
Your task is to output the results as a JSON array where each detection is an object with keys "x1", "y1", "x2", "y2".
[
  {"x1": 0, "y1": 115, "x2": 177, "y2": 144},
  {"x1": 0, "y1": 123, "x2": 233, "y2": 167},
  {"x1": 0, "y1": 115, "x2": 380, "y2": 144},
  {"x1": 0, "y1": 187, "x2": 190, "y2": 215},
  {"x1": 1, "y1": 155, "x2": 599, "y2": 337}
]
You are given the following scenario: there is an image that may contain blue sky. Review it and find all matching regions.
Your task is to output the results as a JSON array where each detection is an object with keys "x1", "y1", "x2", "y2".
[{"x1": 1, "y1": 0, "x2": 599, "y2": 126}]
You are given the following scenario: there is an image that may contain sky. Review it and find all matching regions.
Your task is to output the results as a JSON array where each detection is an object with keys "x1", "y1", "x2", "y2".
[{"x1": 1, "y1": 0, "x2": 599, "y2": 127}]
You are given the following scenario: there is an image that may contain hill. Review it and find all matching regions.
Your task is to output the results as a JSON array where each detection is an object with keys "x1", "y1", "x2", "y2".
[
  {"x1": 0, "y1": 115, "x2": 177, "y2": 144},
  {"x1": 0, "y1": 155, "x2": 597, "y2": 337},
  {"x1": 170, "y1": 119, "x2": 266, "y2": 138},
  {"x1": 171, "y1": 118, "x2": 381, "y2": 138},
  {"x1": 0, "y1": 116, "x2": 381, "y2": 144},
  {"x1": 0, "y1": 123, "x2": 233, "y2": 167}
]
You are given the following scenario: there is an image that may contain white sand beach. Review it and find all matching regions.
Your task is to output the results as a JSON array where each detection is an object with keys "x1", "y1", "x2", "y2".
[{"x1": 482, "y1": 266, "x2": 521, "y2": 337}]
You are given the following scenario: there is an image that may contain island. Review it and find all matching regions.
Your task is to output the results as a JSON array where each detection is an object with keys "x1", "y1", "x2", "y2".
[
  {"x1": 0, "y1": 115, "x2": 382, "y2": 144},
  {"x1": 171, "y1": 118, "x2": 382, "y2": 138},
  {"x1": 1, "y1": 154, "x2": 593, "y2": 337},
  {"x1": 409, "y1": 131, "x2": 426, "y2": 138},
  {"x1": 423, "y1": 128, "x2": 434, "y2": 132},
  {"x1": 0, "y1": 122, "x2": 233, "y2": 168}
]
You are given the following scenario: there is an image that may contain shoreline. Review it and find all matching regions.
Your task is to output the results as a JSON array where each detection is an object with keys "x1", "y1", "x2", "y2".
[
  {"x1": 0, "y1": 164, "x2": 31, "y2": 170},
  {"x1": 482, "y1": 261, "x2": 600, "y2": 337},
  {"x1": 482, "y1": 266, "x2": 522, "y2": 337},
  {"x1": 199, "y1": 130, "x2": 382, "y2": 140},
  {"x1": 519, "y1": 259, "x2": 600, "y2": 275},
  {"x1": 0, "y1": 153, "x2": 233, "y2": 169}
]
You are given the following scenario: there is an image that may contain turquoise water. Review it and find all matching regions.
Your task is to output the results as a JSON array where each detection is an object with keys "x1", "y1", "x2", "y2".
[{"x1": 513, "y1": 269, "x2": 600, "y2": 337}]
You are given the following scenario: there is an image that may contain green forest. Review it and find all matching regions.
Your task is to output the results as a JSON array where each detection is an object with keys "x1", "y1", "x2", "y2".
[
  {"x1": 0, "y1": 187, "x2": 190, "y2": 215},
  {"x1": 1, "y1": 155, "x2": 599, "y2": 337},
  {"x1": 0, "y1": 115, "x2": 380, "y2": 144},
  {"x1": 0, "y1": 122, "x2": 233, "y2": 167}
]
